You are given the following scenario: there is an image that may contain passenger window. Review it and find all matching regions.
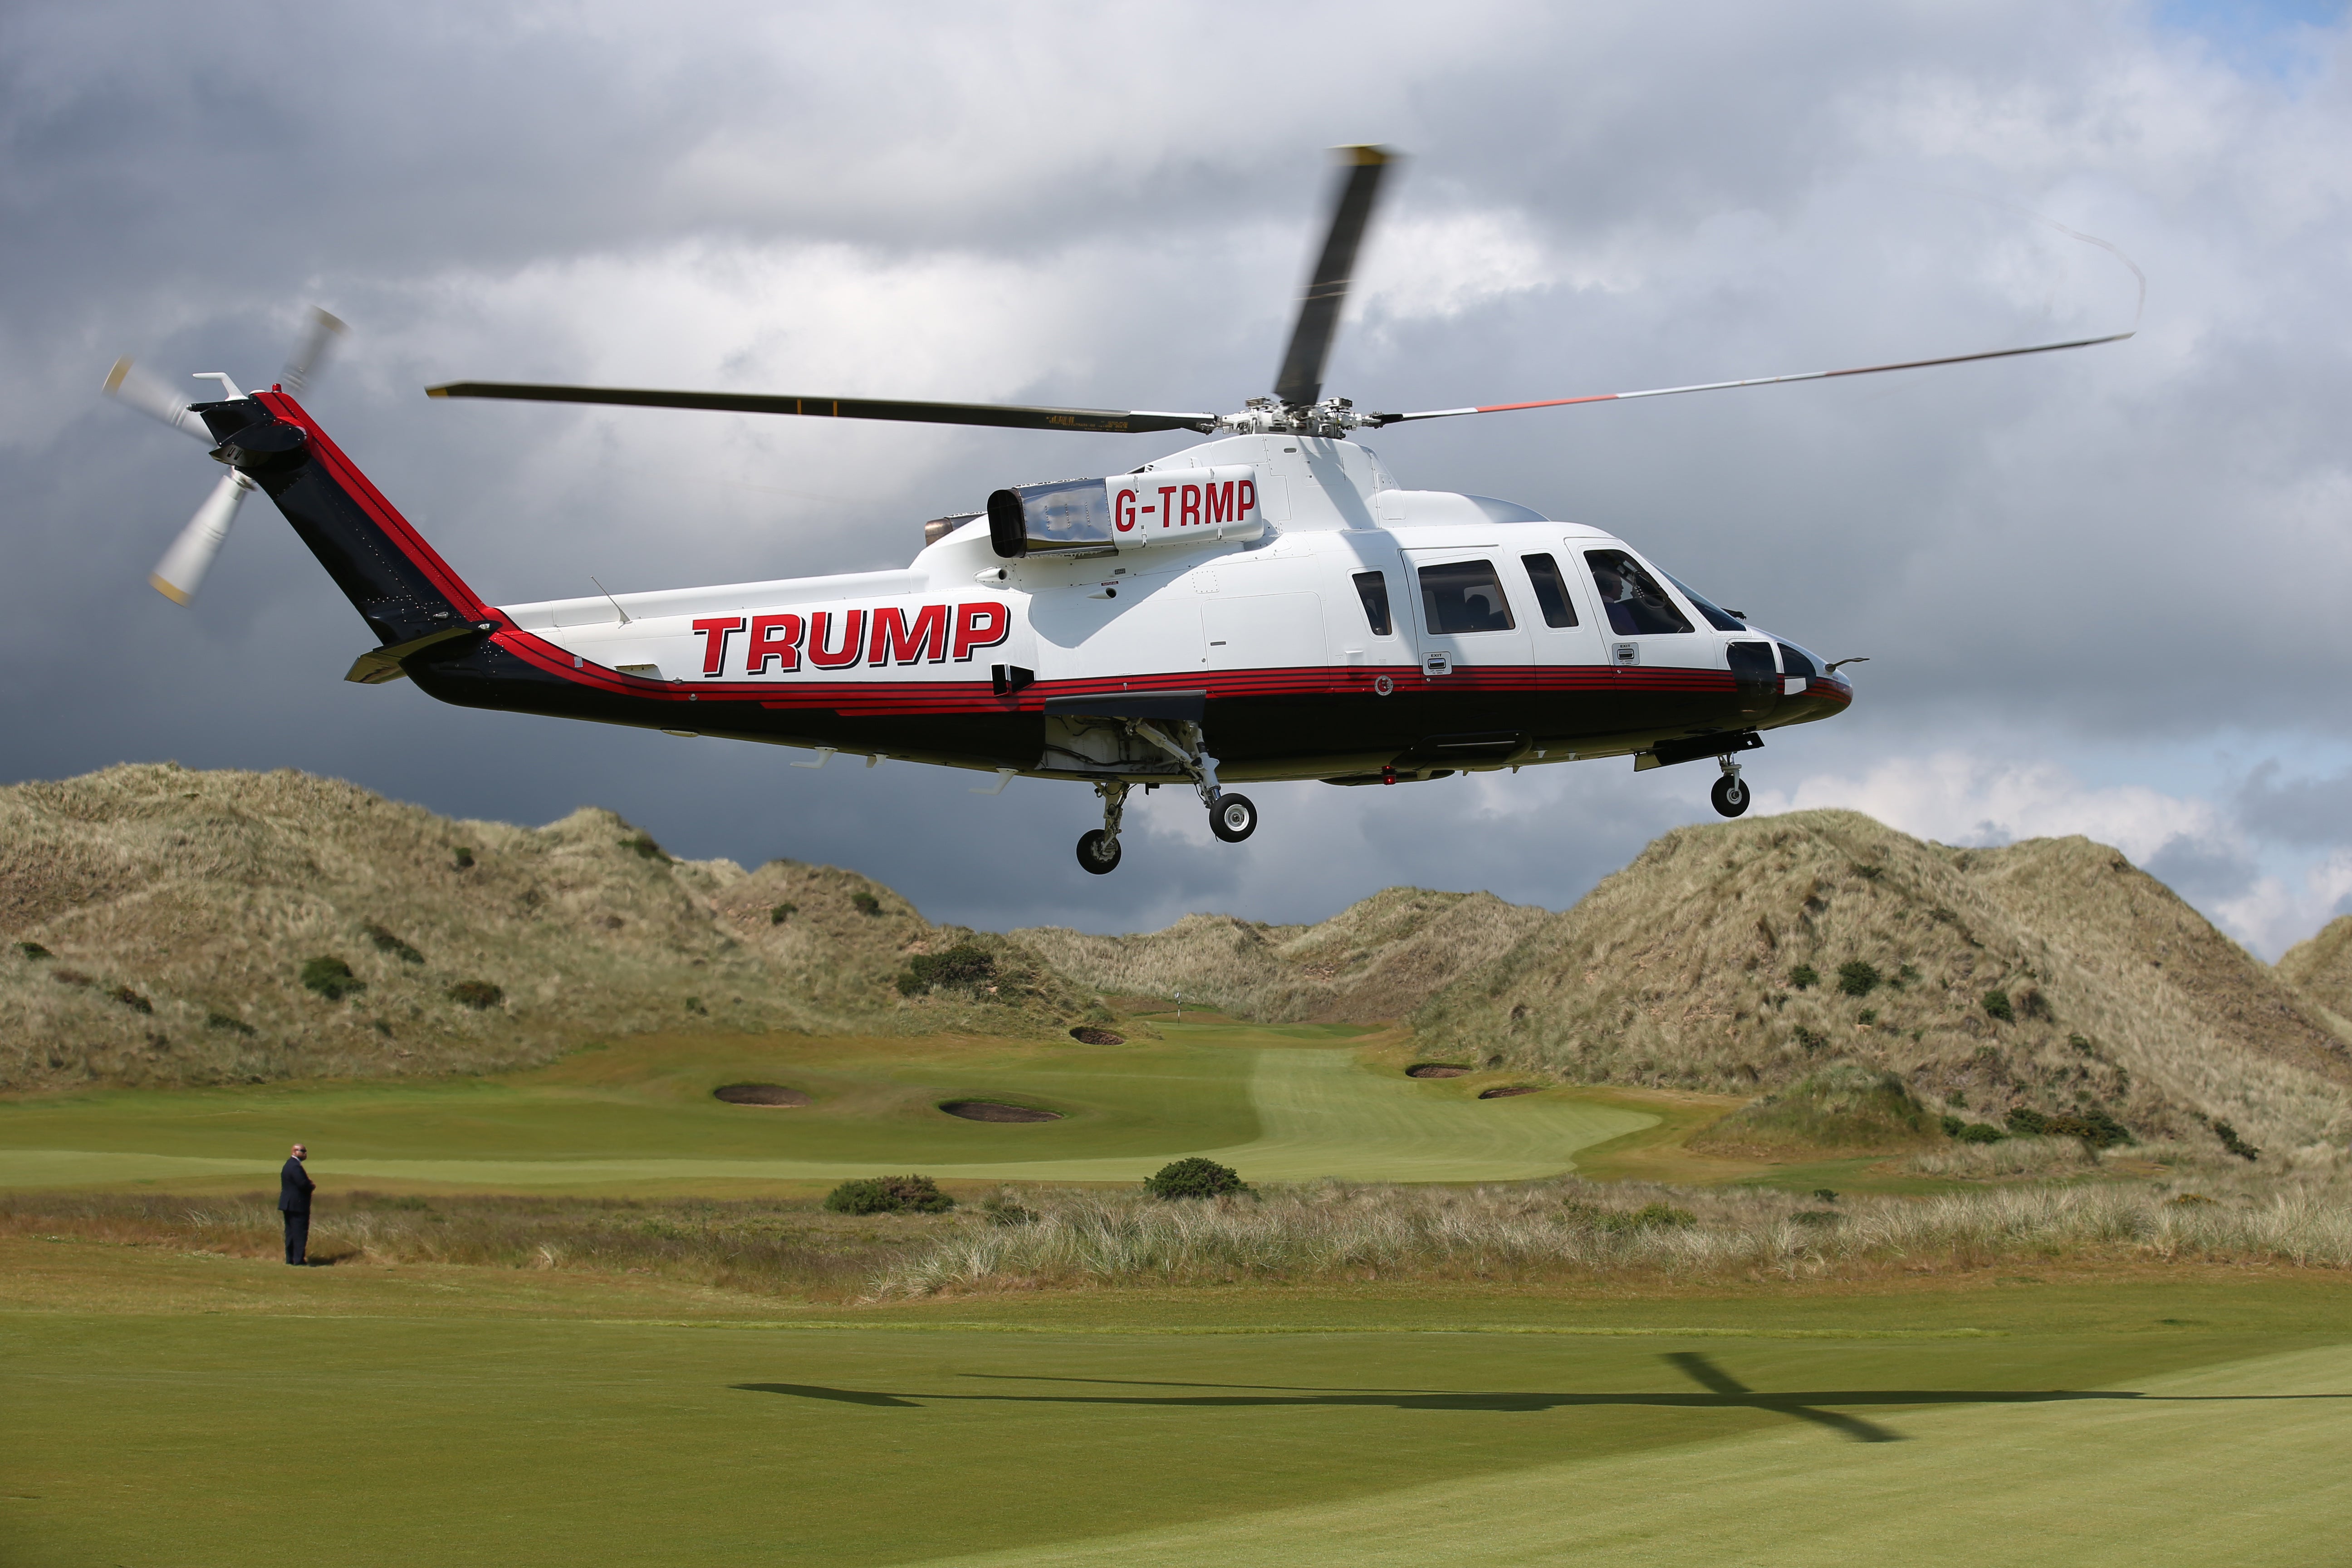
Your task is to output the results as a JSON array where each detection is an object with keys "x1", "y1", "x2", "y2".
[
  {"x1": 1520, "y1": 554, "x2": 1579, "y2": 628},
  {"x1": 1352, "y1": 571, "x2": 1393, "y2": 637},
  {"x1": 1584, "y1": 549, "x2": 1693, "y2": 636},
  {"x1": 1416, "y1": 559, "x2": 1517, "y2": 634}
]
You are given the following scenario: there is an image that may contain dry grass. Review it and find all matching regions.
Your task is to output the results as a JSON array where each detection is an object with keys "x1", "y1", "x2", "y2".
[
  {"x1": 0, "y1": 1190, "x2": 931, "y2": 1298},
  {"x1": 1904, "y1": 1137, "x2": 2102, "y2": 1178},
  {"x1": 1014, "y1": 887, "x2": 1550, "y2": 1023},
  {"x1": 1406, "y1": 810, "x2": 2352, "y2": 1158},
  {"x1": 0, "y1": 764, "x2": 1104, "y2": 1090},
  {"x1": 866, "y1": 1171, "x2": 2352, "y2": 1297}
]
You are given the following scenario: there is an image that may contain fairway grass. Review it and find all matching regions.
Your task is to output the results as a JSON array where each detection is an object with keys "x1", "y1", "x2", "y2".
[
  {"x1": 0, "y1": 1028, "x2": 1654, "y2": 1191},
  {"x1": 4, "y1": 1240, "x2": 2347, "y2": 1568}
]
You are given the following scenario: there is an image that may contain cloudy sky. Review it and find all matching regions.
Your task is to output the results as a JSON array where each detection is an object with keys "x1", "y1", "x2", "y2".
[{"x1": 6, "y1": 0, "x2": 2350, "y2": 955}]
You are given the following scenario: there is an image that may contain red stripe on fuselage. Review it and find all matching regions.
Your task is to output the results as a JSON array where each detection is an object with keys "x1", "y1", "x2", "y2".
[{"x1": 255, "y1": 392, "x2": 495, "y2": 622}]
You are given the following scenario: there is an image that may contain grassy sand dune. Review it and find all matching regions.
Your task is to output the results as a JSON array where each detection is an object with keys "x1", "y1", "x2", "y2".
[
  {"x1": 0, "y1": 764, "x2": 1099, "y2": 1090},
  {"x1": 1411, "y1": 810, "x2": 2352, "y2": 1158},
  {"x1": 1015, "y1": 886, "x2": 1550, "y2": 1023}
]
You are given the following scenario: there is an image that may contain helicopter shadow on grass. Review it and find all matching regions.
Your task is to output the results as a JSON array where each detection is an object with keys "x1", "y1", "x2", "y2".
[{"x1": 733, "y1": 1350, "x2": 2350, "y2": 1444}]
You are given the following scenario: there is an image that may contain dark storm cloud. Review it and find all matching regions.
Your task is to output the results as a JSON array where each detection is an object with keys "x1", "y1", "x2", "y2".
[{"x1": 5, "y1": 0, "x2": 2350, "y2": 950}]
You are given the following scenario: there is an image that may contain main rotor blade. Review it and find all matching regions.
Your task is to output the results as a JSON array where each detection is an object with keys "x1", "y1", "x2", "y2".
[
  {"x1": 103, "y1": 358, "x2": 213, "y2": 441},
  {"x1": 1369, "y1": 329, "x2": 2136, "y2": 426},
  {"x1": 150, "y1": 471, "x2": 253, "y2": 605},
  {"x1": 1272, "y1": 145, "x2": 1395, "y2": 409},
  {"x1": 426, "y1": 382, "x2": 1217, "y2": 436},
  {"x1": 283, "y1": 306, "x2": 348, "y2": 394}
]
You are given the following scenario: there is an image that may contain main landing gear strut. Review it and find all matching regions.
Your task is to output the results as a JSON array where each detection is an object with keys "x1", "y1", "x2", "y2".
[{"x1": 1073, "y1": 720, "x2": 1258, "y2": 875}]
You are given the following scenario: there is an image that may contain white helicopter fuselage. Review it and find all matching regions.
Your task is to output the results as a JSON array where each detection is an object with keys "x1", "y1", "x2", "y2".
[{"x1": 493, "y1": 432, "x2": 1850, "y2": 788}]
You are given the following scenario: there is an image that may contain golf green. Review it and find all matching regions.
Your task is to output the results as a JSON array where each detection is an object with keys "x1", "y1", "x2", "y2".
[
  {"x1": 0, "y1": 1025, "x2": 1653, "y2": 1191},
  {"x1": 4, "y1": 1249, "x2": 2346, "y2": 1568}
]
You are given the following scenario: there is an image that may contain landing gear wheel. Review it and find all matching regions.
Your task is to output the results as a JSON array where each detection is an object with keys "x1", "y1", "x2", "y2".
[
  {"x1": 1710, "y1": 774, "x2": 1750, "y2": 818},
  {"x1": 1208, "y1": 792, "x2": 1259, "y2": 843},
  {"x1": 1075, "y1": 828, "x2": 1122, "y2": 874}
]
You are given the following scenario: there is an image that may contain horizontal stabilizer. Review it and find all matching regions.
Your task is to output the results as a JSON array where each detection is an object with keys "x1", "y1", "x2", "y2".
[{"x1": 344, "y1": 623, "x2": 493, "y2": 685}]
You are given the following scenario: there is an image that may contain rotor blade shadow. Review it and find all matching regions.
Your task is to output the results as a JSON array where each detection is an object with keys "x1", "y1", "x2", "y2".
[{"x1": 733, "y1": 1382, "x2": 919, "y2": 1407}]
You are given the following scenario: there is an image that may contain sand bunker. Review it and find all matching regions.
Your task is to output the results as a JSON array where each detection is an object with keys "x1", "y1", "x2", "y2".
[
  {"x1": 940, "y1": 1100, "x2": 1063, "y2": 1123},
  {"x1": 1068, "y1": 1027, "x2": 1126, "y2": 1045},
  {"x1": 1478, "y1": 1085, "x2": 1543, "y2": 1099},
  {"x1": 712, "y1": 1083, "x2": 811, "y2": 1107},
  {"x1": 1406, "y1": 1063, "x2": 1471, "y2": 1078}
]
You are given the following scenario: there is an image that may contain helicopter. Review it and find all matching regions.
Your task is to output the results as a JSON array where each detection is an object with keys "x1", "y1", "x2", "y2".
[{"x1": 105, "y1": 147, "x2": 2130, "y2": 875}]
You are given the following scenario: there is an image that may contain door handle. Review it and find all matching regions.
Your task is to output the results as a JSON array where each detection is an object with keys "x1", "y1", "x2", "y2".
[{"x1": 1423, "y1": 652, "x2": 1450, "y2": 675}]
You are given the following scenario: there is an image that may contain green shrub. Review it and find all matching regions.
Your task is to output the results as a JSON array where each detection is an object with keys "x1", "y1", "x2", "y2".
[
  {"x1": 2043, "y1": 1107, "x2": 2133, "y2": 1149},
  {"x1": 1959, "y1": 1122, "x2": 2006, "y2": 1144},
  {"x1": 620, "y1": 833, "x2": 670, "y2": 862},
  {"x1": 204, "y1": 1009, "x2": 256, "y2": 1036},
  {"x1": 109, "y1": 985, "x2": 152, "y2": 1014},
  {"x1": 684, "y1": 995, "x2": 707, "y2": 1015},
  {"x1": 1598, "y1": 1202, "x2": 1695, "y2": 1233},
  {"x1": 1982, "y1": 990, "x2": 2014, "y2": 1022},
  {"x1": 446, "y1": 980, "x2": 504, "y2": 1010},
  {"x1": 769, "y1": 902, "x2": 797, "y2": 925},
  {"x1": 2213, "y1": 1121, "x2": 2260, "y2": 1162},
  {"x1": 452, "y1": 846, "x2": 475, "y2": 869},
  {"x1": 17, "y1": 941, "x2": 51, "y2": 960},
  {"x1": 1791, "y1": 1025, "x2": 1828, "y2": 1054},
  {"x1": 1940, "y1": 1114, "x2": 1965, "y2": 1137},
  {"x1": 1788, "y1": 964, "x2": 1819, "y2": 990},
  {"x1": 823, "y1": 1175, "x2": 954, "y2": 1215},
  {"x1": 851, "y1": 892, "x2": 883, "y2": 917},
  {"x1": 1857, "y1": 1008, "x2": 1877, "y2": 1026},
  {"x1": 2019, "y1": 987, "x2": 2055, "y2": 1021},
  {"x1": 1811, "y1": 1188, "x2": 1839, "y2": 1203},
  {"x1": 897, "y1": 943, "x2": 995, "y2": 996},
  {"x1": 1896, "y1": 963, "x2": 1921, "y2": 986},
  {"x1": 1836, "y1": 960, "x2": 1880, "y2": 997},
  {"x1": 1143, "y1": 1157, "x2": 1249, "y2": 1200},
  {"x1": 363, "y1": 922, "x2": 424, "y2": 964},
  {"x1": 300, "y1": 956, "x2": 365, "y2": 1001},
  {"x1": 2004, "y1": 1106, "x2": 2048, "y2": 1136}
]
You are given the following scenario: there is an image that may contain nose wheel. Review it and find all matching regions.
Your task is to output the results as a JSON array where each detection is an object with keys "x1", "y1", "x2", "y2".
[
  {"x1": 1075, "y1": 828, "x2": 1122, "y2": 874},
  {"x1": 1710, "y1": 758, "x2": 1750, "y2": 818}
]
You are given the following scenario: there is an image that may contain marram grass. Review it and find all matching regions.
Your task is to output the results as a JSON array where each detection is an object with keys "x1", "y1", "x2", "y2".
[{"x1": 867, "y1": 1176, "x2": 2352, "y2": 1297}]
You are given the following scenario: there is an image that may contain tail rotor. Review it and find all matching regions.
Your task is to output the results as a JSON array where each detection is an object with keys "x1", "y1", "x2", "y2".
[{"x1": 105, "y1": 307, "x2": 348, "y2": 605}]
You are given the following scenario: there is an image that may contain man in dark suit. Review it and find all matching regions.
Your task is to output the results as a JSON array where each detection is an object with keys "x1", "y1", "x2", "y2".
[{"x1": 279, "y1": 1142, "x2": 314, "y2": 1265}]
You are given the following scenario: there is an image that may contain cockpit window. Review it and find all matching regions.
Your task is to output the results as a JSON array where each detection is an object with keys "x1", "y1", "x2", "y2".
[
  {"x1": 1663, "y1": 572, "x2": 1749, "y2": 632},
  {"x1": 1520, "y1": 554, "x2": 1579, "y2": 628},
  {"x1": 1585, "y1": 549, "x2": 1693, "y2": 635},
  {"x1": 1352, "y1": 571, "x2": 1393, "y2": 637},
  {"x1": 1417, "y1": 560, "x2": 1517, "y2": 634}
]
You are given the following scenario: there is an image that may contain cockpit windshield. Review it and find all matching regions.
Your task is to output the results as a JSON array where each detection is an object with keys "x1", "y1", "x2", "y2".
[
  {"x1": 1584, "y1": 549, "x2": 1693, "y2": 636},
  {"x1": 1662, "y1": 572, "x2": 1749, "y2": 632}
]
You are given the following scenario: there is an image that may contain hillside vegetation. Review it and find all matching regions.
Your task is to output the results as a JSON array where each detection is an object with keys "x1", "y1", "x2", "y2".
[
  {"x1": 0, "y1": 764, "x2": 1100, "y2": 1089},
  {"x1": 1014, "y1": 887, "x2": 1550, "y2": 1022},
  {"x1": 1409, "y1": 810, "x2": 2352, "y2": 1161},
  {"x1": 2278, "y1": 916, "x2": 2352, "y2": 1029},
  {"x1": 10, "y1": 769, "x2": 2352, "y2": 1170}
]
